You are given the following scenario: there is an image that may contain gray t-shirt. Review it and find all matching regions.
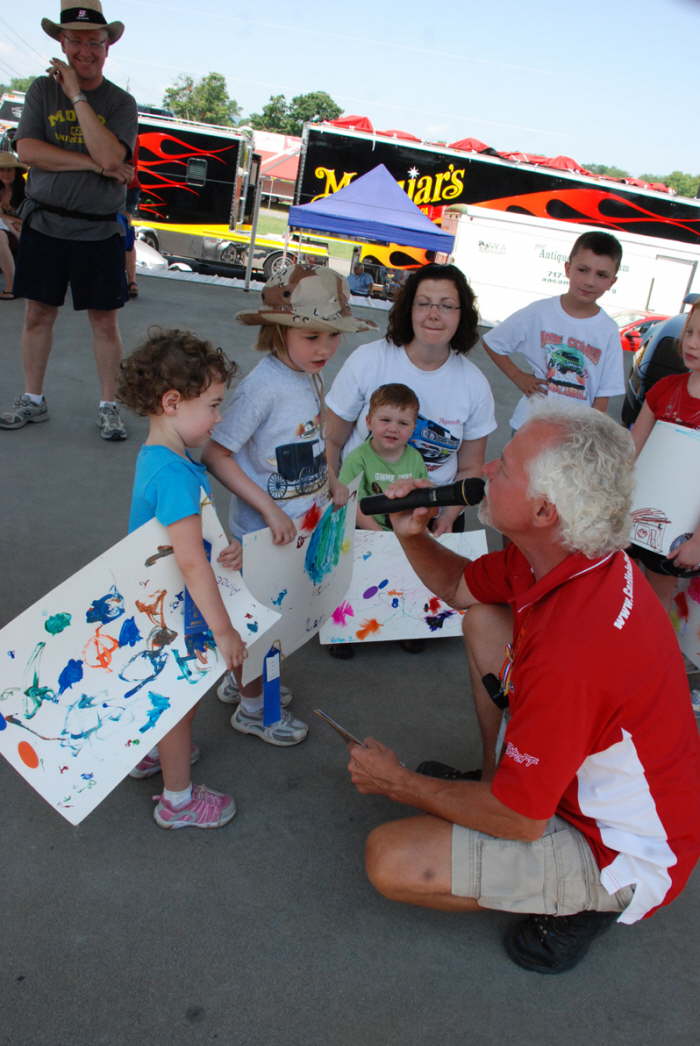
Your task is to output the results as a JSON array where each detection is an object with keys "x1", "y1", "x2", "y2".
[
  {"x1": 17, "y1": 75, "x2": 137, "y2": 241},
  {"x1": 211, "y1": 354, "x2": 330, "y2": 539}
]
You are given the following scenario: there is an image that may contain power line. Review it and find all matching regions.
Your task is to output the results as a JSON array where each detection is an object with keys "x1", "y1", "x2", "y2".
[{"x1": 0, "y1": 15, "x2": 49, "y2": 66}]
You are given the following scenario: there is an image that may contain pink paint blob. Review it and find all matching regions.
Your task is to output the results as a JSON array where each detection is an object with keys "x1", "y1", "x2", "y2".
[{"x1": 331, "y1": 601, "x2": 354, "y2": 626}]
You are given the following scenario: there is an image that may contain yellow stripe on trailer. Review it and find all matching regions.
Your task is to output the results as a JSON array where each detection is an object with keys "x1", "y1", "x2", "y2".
[{"x1": 132, "y1": 220, "x2": 328, "y2": 257}]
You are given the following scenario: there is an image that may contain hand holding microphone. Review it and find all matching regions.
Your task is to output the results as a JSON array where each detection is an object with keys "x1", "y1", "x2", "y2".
[{"x1": 359, "y1": 477, "x2": 485, "y2": 517}]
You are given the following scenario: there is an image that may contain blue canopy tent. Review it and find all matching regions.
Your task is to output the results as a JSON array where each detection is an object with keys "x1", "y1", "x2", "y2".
[{"x1": 287, "y1": 164, "x2": 454, "y2": 253}]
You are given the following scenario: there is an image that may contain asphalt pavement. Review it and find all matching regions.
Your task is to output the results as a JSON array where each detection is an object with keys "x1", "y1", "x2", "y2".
[{"x1": 0, "y1": 273, "x2": 695, "y2": 1046}]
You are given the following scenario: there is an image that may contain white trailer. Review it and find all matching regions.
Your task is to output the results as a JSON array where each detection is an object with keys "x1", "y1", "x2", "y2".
[{"x1": 442, "y1": 204, "x2": 700, "y2": 326}]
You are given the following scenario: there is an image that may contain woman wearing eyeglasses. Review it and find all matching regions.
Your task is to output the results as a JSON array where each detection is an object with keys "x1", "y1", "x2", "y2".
[{"x1": 326, "y1": 263, "x2": 496, "y2": 536}]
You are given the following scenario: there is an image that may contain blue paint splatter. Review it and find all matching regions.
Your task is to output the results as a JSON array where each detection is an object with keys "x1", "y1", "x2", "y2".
[
  {"x1": 304, "y1": 503, "x2": 347, "y2": 585},
  {"x1": 118, "y1": 616, "x2": 142, "y2": 648},
  {"x1": 8, "y1": 651, "x2": 15, "y2": 659},
  {"x1": 425, "y1": 610, "x2": 454, "y2": 632},
  {"x1": 391, "y1": 597, "x2": 399, "y2": 608},
  {"x1": 58, "y1": 658, "x2": 83, "y2": 695},
  {"x1": 272, "y1": 589, "x2": 288, "y2": 606},
  {"x1": 378, "y1": 579, "x2": 389, "y2": 590},
  {"x1": 361, "y1": 552, "x2": 372, "y2": 561},
  {"x1": 246, "y1": 621, "x2": 259, "y2": 633},
  {"x1": 118, "y1": 649, "x2": 168, "y2": 699},
  {"x1": 86, "y1": 585, "x2": 125, "y2": 624},
  {"x1": 138, "y1": 691, "x2": 171, "y2": 734},
  {"x1": 0, "y1": 714, "x2": 6, "y2": 730}
]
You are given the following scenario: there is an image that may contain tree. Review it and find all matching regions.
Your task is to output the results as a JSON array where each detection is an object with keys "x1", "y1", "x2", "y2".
[
  {"x1": 585, "y1": 163, "x2": 630, "y2": 179},
  {"x1": 640, "y1": 170, "x2": 700, "y2": 197},
  {"x1": 0, "y1": 75, "x2": 36, "y2": 95},
  {"x1": 162, "y1": 73, "x2": 241, "y2": 126},
  {"x1": 249, "y1": 91, "x2": 342, "y2": 135}
]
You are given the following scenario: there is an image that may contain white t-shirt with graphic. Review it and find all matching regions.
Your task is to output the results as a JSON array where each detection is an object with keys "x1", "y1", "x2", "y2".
[
  {"x1": 484, "y1": 296, "x2": 624, "y2": 430},
  {"x1": 211, "y1": 354, "x2": 328, "y2": 539},
  {"x1": 326, "y1": 338, "x2": 496, "y2": 485}
]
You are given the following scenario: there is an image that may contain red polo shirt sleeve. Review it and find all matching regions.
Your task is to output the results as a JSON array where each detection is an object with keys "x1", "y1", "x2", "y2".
[{"x1": 464, "y1": 544, "x2": 528, "y2": 605}]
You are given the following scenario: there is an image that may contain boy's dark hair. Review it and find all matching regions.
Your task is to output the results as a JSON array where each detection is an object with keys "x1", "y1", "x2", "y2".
[
  {"x1": 569, "y1": 231, "x2": 623, "y2": 271},
  {"x1": 117, "y1": 328, "x2": 236, "y2": 416},
  {"x1": 368, "y1": 383, "x2": 420, "y2": 417},
  {"x1": 387, "y1": 263, "x2": 480, "y2": 355}
]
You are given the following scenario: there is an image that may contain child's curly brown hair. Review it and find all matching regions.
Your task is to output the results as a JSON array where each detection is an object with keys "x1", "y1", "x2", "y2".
[{"x1": 117, "y1": 328, "x2": 237, "y2": 416}]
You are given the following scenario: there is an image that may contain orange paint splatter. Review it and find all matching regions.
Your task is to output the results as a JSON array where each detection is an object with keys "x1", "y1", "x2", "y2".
[
  {"x1": 356, "y1": 618, "x2": 382, "y2": 641},
  {"x1": 300, "y1": 503, "x2": 322, "y2": 531},
  {"x1": 18, "y1": 741, "x2": 39, "y2": 769},
  {"x1": 387, "y1": 589, "x2": 404, "y2": 597},
  {"x1": 83, "y1": 626, "x2": 120, "y2": 670}
]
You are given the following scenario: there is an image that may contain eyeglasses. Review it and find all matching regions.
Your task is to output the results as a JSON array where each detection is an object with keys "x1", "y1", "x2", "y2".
[
  {"x1": 413, "y1": 300, "x2": 461, "y2": 314},
  {"x1": 62, "y1": 34, "x2": 107, "y2": 51}
]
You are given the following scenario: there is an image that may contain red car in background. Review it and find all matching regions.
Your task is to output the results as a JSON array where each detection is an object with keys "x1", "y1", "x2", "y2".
[{"x1": 613, "y1": 310, "x2": 669, "y2": 352}]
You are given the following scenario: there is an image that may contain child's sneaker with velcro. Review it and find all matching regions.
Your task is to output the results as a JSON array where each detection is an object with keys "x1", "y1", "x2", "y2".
[
  {"x1": 230, "y1": 705, "x2": 308, "y2": 746},
  {"x1": 153, "y1": 784, "x2": 236, "y2": 829},
  {"x1": 217, "y1": 671, "x2": 293, "y2": 707}
]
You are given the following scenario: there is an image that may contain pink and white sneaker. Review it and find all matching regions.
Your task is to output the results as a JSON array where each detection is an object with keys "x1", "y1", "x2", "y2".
[
  {"x1": 129, "y1": 743, "x2": 200, "y2": 779},
  {"x1": 152, "y1": 784, "x2": 237, "y2": 830}
]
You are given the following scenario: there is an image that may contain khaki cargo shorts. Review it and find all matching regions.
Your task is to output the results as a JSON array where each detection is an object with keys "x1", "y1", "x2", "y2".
[{"x1": 452, "y1": 815, "x2": 634, "y2": 916}]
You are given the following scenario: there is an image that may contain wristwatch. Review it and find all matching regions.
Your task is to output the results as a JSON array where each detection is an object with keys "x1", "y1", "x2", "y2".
[{"x1": 71, "y1": 92, "x2": 87, "y2": 105}]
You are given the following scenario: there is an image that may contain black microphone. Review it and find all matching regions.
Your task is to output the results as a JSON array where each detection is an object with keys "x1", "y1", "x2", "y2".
[{"x1": 359, "y1": 477, "x2": 485, "y2": 517}]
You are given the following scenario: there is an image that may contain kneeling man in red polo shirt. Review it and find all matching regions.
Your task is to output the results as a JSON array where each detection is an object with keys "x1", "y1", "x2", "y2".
[{"x1": 346, "y1": 403, "x2": 700, "y2": 974}]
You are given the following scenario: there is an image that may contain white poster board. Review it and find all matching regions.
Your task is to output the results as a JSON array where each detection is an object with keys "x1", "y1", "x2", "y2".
[
  {"x1": 0, "y1": 500, "x2": 279, "y2": 825},
  {"x1": 319, "y1": 529, "x2": 488, "y2": 646},
  {"x1": 631, "y1": 421, "x2": 700, "y2": 557},
  {"x1": 241, "y1": 482, "x2": 359, "y2": 680}
]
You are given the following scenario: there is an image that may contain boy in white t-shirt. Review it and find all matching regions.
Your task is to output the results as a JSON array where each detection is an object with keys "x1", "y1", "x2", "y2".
[{"x1": 483, "y1": 231, "x2": 624, "y2": 431}]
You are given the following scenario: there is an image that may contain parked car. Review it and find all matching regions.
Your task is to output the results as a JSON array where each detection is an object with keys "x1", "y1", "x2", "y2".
[
  {"x1": 620, "y1": 295, "x2": 698, "y2": 427},
  {"x1": 613, "y1": 310, "x2": 669, "y2": 353}
]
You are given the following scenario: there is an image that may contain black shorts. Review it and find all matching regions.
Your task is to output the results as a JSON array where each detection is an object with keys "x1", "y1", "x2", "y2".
[{"x1": 13, "y1": 225, "x2": 127, "y2": 311}]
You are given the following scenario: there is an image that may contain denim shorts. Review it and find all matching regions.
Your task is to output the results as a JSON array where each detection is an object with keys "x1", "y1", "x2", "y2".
[{"x1": 452, "y1": 815, "x2": 634, "y2": 916}]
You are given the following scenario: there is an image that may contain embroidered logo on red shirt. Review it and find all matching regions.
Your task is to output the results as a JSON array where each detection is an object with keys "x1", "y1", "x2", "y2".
[{"x1": 504, "y1": 741, "x2": 539, "y2": 767}]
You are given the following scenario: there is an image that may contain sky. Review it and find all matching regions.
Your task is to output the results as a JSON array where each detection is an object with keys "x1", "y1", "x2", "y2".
[{"x1": 1, "y1": 0, "x2": 698, "y2": 176}]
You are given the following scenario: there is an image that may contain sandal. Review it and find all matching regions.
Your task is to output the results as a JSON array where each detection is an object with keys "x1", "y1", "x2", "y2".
[
  {"x1": 127, "y1": 282, "x2": 138, "y2": 299},
  {"x1": 0, "y1": 290, "x2": 16, "y2": 300}
]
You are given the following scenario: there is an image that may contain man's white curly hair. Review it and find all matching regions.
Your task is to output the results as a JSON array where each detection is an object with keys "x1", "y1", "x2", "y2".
[{"x1": 524, "y1": 403, "x2": 635, "y2": 559}]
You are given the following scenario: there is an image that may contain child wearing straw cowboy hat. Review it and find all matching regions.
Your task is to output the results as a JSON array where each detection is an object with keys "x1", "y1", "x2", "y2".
[
  {"x1": 0, "y1": 1, "x2": 137, "y2": 441},
  {"x1": 202, "y1": 264, "x2": 376, "y2": 744}
]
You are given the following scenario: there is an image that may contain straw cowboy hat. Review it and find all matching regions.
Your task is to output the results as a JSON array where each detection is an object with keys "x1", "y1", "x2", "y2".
[
  {"x1": 41, "y1": 1, "x2": 124, "y2": 44},
  {"x1": 0, "y1": 152, "x2": 28, "y2": 170},
  {"x1": 237, "y1": 264, "x2": 377, "y2": 334}
]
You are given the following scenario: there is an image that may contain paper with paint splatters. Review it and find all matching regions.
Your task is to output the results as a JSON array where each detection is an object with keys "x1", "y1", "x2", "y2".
[
  {"x1": 319, "y1": 529, "x2": 488, "y2": 647},
  {"x1": 0, "y1": 498, "x2": 279, "y2": 825},
  {"x1": 241, "y1": 479, "x2": 360, "y2": 681}
]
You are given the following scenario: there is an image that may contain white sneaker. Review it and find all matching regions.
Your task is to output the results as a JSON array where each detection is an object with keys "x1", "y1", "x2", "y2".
[
  {"x1": 230, "y1": 705, "x2": 308, "y2": 746},
  {"x1": 217, "y1": 671, "x2": 293, "y2": 707}
]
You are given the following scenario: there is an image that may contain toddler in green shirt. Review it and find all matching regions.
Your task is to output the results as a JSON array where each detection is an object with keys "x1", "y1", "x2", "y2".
[{"x1": 339, "y1": 383, "x2": 427, "y2": 531}]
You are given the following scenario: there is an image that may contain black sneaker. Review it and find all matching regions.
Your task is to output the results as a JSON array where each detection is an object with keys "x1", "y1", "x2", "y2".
[
  {"x1": 415, "y1": 760, "x2": 481, "y2": 781},
  {"x1": 399, "y1": 638, "x2": 425, "y2": 653},
  {"x1": 504, "y1": 910, "x2": 618, "y2": 974},
  {"x1": 329, "y1": 643, "x2": 355, "y2": 660}
]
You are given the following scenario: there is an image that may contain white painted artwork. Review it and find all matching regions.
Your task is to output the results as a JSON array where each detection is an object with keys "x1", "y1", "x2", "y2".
[
  {"x1": 0, "y1": 499, "x2": 279, "y2": 825},
  {"x1": 319, "y1": 529, "x2": 488, "y2": 646},
  {"x1": 631, "y1": 421, "x2": 700, "y2": 557},
  {"x1": 242, "y1": 481, "x2": 359, "y2": 679}
]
